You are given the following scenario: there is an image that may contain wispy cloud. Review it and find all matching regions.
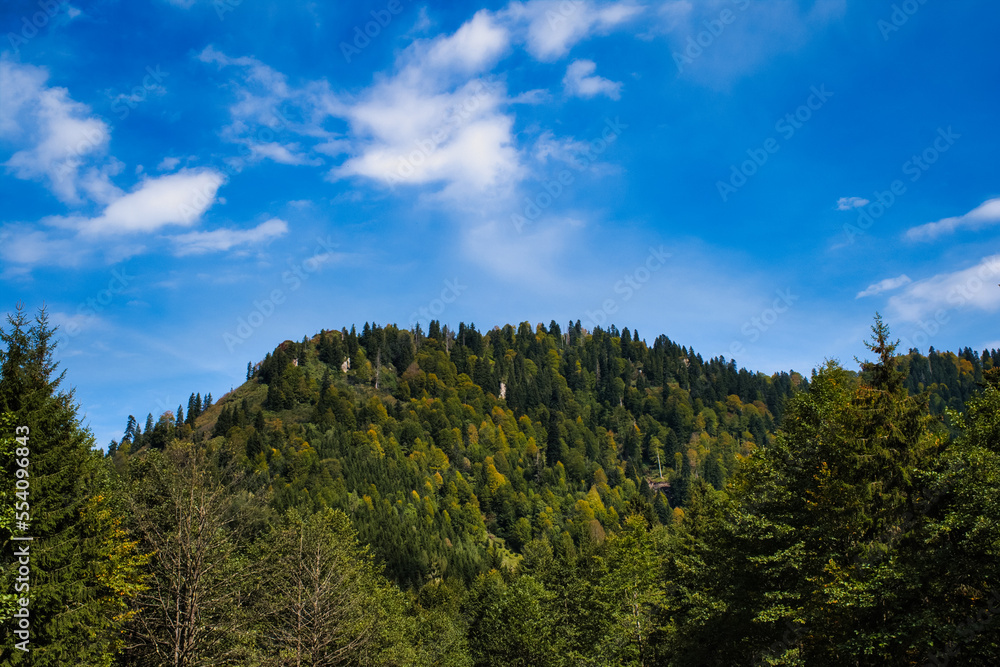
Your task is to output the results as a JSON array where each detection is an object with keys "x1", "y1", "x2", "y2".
[
  {"x1": 503, "y1": 0, "x2": 643, "y2": 62},
  {"x1": 837, "y1": 196, "x2": 869, "y2": 211},
  {"x1": 856, "y1": 274, "x2": 911, "y2": 299},
  {"x1": 906, "y1": 197, "x2": 1000, "y2": 241},
  {"x1": 1, "y1": 59, "x2": 121, "y2": 205},
  {"x1": 170, "y1": 217, "x2": 288, "y2": 255},
  {"x1": 888, "y1": 255, "x2": 1000, "y2": 322}
]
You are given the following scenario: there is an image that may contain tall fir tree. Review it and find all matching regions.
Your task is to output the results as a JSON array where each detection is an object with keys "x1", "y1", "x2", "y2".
[{"x1": 0, "y1": 304, "x2": 147, "y2": 665}]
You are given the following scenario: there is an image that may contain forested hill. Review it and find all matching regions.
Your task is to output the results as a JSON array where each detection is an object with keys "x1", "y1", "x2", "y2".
[
  {"x1": 8, "y1": 309, "x2": 998, "y2": 665},
  {"x1": 110, "y1": 320, "x2": 996, "y2": 589},
  {"x1": 113, "y1": 320, "x2": 803, "y2": 586}
]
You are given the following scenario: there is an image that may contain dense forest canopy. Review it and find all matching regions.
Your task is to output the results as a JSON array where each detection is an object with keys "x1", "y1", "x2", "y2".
[{"x1": 2, "y1": 307, "x2": 998, "y2": 665}]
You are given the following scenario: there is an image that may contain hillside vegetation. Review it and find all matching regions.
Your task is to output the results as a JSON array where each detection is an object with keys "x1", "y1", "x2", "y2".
[{"x1": 4, "y1": 309, "x2": 998, "y2": 665}]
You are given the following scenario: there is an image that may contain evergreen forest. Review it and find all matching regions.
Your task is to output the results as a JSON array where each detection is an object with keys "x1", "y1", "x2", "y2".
[{"x1": 2, "y1": 305, "x2": 998, "y2": 665}]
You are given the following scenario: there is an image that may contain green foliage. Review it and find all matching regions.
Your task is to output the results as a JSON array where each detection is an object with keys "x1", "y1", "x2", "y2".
[
  {"x1": 255, "y1": 507, "x2": 424, "y2": 665},
  {"x1": 194, "y1": 321, "x2": 803, "y2": 591},
  {"x1": 657, "y1": 318, "x2": 997, "y2": 665},
  {"x1": 0, "y1": 305, "x2": 146, "y2": 666},
  {"x1": 12, "y1": 310, "x2": 993, "y2": 664},
  {"x1": 464, "y1": 569, "x2": 554, "y2": 666}
]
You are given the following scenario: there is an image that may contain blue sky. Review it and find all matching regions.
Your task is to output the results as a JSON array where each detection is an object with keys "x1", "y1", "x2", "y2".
[{"x1": 1, "y1": 0, "x2": 998, "y2": 448}]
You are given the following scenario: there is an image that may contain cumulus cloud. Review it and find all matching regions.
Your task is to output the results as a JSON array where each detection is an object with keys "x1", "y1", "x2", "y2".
[
  {"x1": 563, "y1": 59, "x2": 622, "y2": 99},
  {"x1": 837, "y1": 196, "x2": 869, "y2": 211},
  {"x1": 330, "y1": 11, "x2": 519, "y2": 195},
  {"x1": 170, "y1": 217, "x2": 288, "y2": 255},
  {"x1": 420, "y1": 10, "x2": 510, "y2": 76},
  {"x1": 0, "y1": 59, "x2": 120, "y2": 204},
  {"x1": 888, "y1": 255, "x2": 1000, "y2": 322},
  {"x1": 906, "y1": 197, "x2": 1000, "y2": 241},
  {"x1": 856, "y1": 274, "x2": 911, "y2": 299}
]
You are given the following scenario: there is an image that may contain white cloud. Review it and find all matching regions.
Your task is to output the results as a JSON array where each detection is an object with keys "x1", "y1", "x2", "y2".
[
  {"x1": 49, "y1": 310, "x2": 103, "y2": 335},
  {"x1": 170, "y1": 218, "x2": 288, "y2": 255},
  {"x1": 248, "y1": 142, "x2": 322, "y2": 166},
  {"x1": 48, "y1": 169, "x2": 225, "y2": 235},
  {"x1": 199, "y1": 4, "x2": 638, "y2": 200},
  {"x1": 329, "y1": 12, "x2": 520, "y2": 194},
  {"x1": 888, "y1": 255, "x2": 1000, "y2": 322},
  {"x1": 906, "y1": 197, "x2": 1000, "y2": 241},
  {"x1": 314, "y1": 139, "x2": 350, "y2": 156},
  {"x1": 563, "y1": 59, "x2": 622, "y2": 99},
  {"x1": 837, "y1": 196, "x2": 869, "y2": 211},
  {"x1": 510, "y1": 88, "x2": 551, "y2": 104},
  {"x1": 0, "y1": 225, "x2": 90, "y2": 269},
  {"x1": 157, "y1": 156, "x2": 181, "y2": 171},
  {"x1": 198, "y1": 45, "x2": 340, "y2": 166},
  {"x1": 0, "y1": 60, "x2": 120, "y2": 204},
  {"x1": 856, "y1": 274, "x2": 911, "y2": 299},
  {"x1": 504, "y1": 0, "x2": 643, "y2": 62},
  {"x1": 421, "y1": 10, "x2": 510, "y2": 77}
]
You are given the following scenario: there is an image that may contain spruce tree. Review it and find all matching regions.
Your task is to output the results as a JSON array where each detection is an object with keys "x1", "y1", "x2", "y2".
[
  {"x1": 670, "y1": 316, "x2": 943, "y2": 664},
  {"x1": 0, "y1": 304, "x2": 146, "y2": 665}
]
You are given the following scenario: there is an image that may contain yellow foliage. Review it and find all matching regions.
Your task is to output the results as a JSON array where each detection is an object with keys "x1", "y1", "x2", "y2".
[
  {"x1": 367, "y1": 428, "x2": 385, "y2": 458},
  {"x1": 586, "y1": 487, "x2": 606, "y2": 513},
  {"x1": 526, "y1": 437, "x2": 538, "y2": 458},
  {"x1": 485, "y1": 458, "x2": 507, "y2": 493},
  {"x1": 575, "y1": 499, "x2": 595, "y2": 521}
]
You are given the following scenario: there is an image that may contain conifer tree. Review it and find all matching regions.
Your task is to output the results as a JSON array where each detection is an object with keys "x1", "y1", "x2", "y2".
[
  {"x1": 0, "y1": 304, "x2": 146, "y2": 665},
  {"x1": 668, "y1": 316, "x2": 943, "y2": 664}
]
